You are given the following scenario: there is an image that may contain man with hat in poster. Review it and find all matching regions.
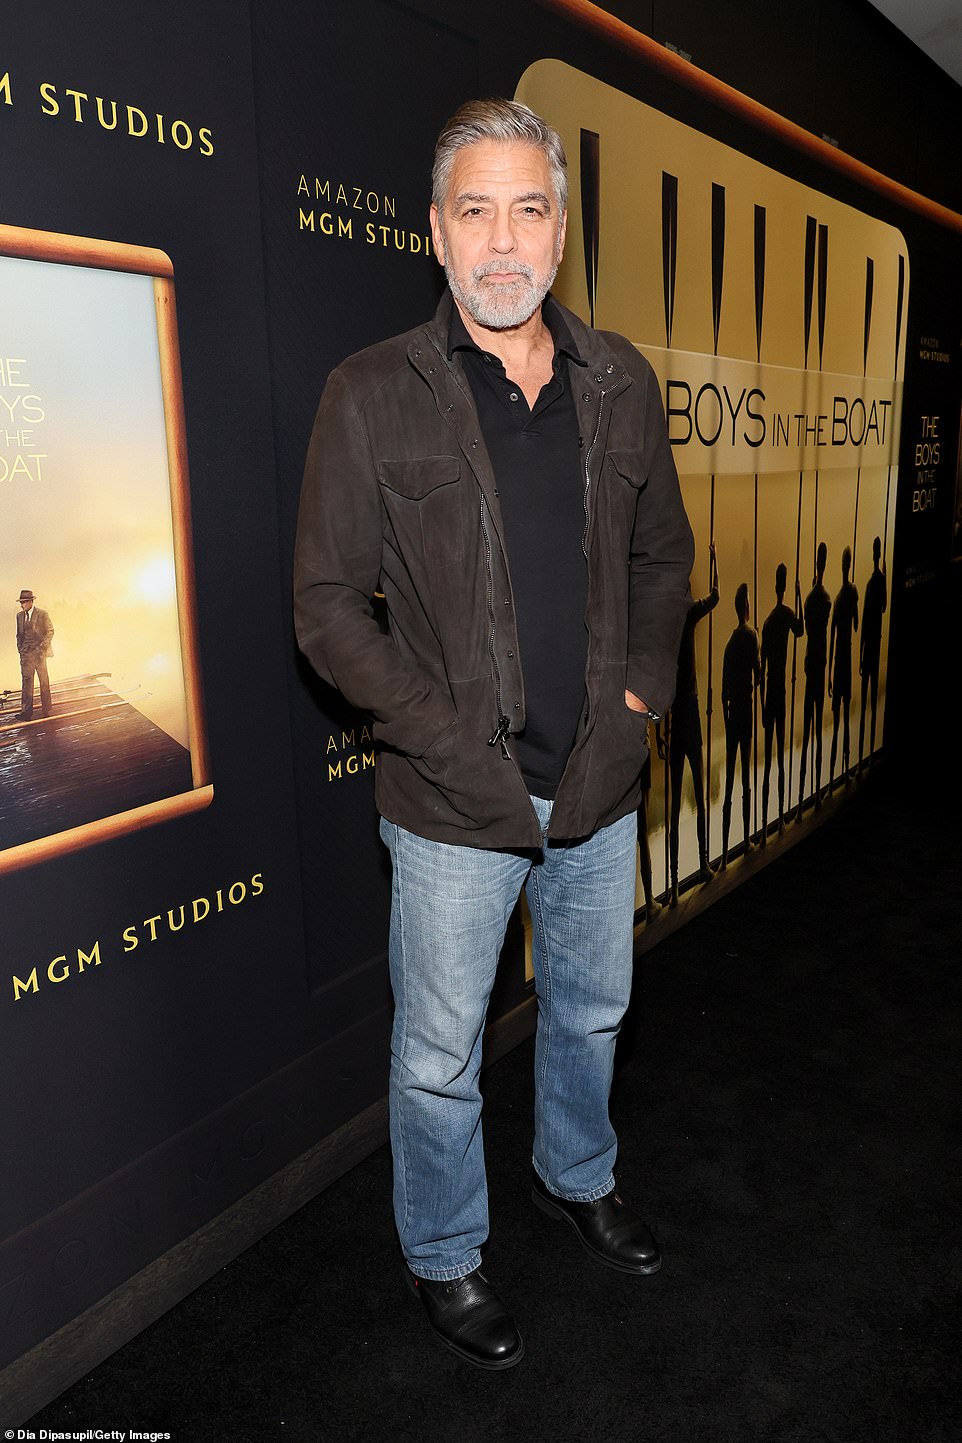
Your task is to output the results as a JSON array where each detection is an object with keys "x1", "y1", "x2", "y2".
[{"x1": 16, "y1": 588, "x2": 55, "y2": 719}]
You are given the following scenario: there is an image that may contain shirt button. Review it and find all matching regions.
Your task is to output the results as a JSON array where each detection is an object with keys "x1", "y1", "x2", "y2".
[{"x1": 509, "y1": 391, "x2": 519, "y2": 402}]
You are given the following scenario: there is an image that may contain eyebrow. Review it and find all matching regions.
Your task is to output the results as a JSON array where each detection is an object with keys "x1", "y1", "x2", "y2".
[{"x1": 452, "y1": 190, "x2": 553, "y2": 211}]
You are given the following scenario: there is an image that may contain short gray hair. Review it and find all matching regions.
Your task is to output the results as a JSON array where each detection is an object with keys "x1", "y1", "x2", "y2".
[{"x1": 432, "y1": 98, "x2": 568, "y2": 214}]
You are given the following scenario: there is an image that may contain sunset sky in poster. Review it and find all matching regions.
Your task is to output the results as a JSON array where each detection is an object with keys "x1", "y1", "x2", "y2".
[{"x1": 0, "y1": 255, "x2": 189, "y2": 747}]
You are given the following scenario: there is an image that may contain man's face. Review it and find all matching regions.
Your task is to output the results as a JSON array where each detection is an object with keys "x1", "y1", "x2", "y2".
[{"x1": 430, "y1": 139, "x2": 566, "y2": 331}]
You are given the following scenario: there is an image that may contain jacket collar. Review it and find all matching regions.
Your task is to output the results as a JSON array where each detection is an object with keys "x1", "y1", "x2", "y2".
[{"x1": 415, "y1": 289, "x2": 629, "y2": 389}]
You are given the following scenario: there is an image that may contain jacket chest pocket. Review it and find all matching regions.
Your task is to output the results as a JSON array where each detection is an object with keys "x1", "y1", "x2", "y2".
[
  {"x1": 596, "y1": 448, "x2": 648, "y2": 552},
  {"x1": 605, "y1": 450, "x2": 648, "y2": 493},
  {"x1": 378, "y1": 455, "x2": 466, "y2": 568}
]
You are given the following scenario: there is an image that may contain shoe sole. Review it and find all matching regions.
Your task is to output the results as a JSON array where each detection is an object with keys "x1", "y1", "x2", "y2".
[
  {"x1": 531, "y1": 1187, "x2": 663, "y2": 1275},
  {"x1": 404, "y1": 1269, "x2": 525, "y2": 1370}
]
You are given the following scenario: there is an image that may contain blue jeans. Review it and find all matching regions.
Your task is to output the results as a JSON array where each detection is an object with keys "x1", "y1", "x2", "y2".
[{"x1": 379, "y1": 797, "x2": 637, "y2": 1281}]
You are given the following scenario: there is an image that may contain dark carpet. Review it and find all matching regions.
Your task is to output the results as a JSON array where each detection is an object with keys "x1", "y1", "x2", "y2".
[{"x1": 29, "y1": 773, "x2": 962, "y2": 1442}]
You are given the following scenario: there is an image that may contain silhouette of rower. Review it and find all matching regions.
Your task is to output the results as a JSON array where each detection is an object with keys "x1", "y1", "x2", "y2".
[
  {"x1": 721, "y1": 581, "x2": 760, "y2": 867},
  {"x1": 760, "y1": 562, "x2": 803, "y2": 840},
  {"x1": 858, "y1": 535, "x2": 887, "y2": 771},
  {"x1": 828, "y1": 545, "x2": 859, "y2": 791},
  {"x1": 796, "y1": 542, "x2": 831, "y2": 818},
  {"x1": 636, "y1": 747, "x2": 661, "y2": 923},
  {"x1": 665, "y1": 542, "x2": 719, "y2": 904}
]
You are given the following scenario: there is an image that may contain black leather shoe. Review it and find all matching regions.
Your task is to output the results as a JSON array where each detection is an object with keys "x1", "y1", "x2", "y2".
[
  {"x1": 406, "y1": 1266, "x2": 524, "y2": 1369},
  {"x1": 532, "y1": 1172, "x2": 662, "y2": 1275}
]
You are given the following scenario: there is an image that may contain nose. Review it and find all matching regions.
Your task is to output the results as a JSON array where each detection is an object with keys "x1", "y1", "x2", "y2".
[{"x1": 488, "y1": 210, "x2": 517, "y2": 254}]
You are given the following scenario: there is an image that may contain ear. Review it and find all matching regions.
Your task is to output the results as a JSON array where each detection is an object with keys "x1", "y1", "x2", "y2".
[
  {"x1": 556, "y1": 207, "x2": 568, "y2": 264},
  {"x1": 429, "y1": 204, "x2": 445, "y2": 266}
]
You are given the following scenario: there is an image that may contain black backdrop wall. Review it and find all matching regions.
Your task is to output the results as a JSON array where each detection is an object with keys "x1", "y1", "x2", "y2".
[{"x1": 2, "y1": 0, "x2": 960, "y2": 1416}]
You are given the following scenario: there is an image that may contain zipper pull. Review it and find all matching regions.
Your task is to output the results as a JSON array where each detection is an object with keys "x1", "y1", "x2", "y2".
[{"x1": 487, "y1": 714, "x2": 511, "y2": 759}]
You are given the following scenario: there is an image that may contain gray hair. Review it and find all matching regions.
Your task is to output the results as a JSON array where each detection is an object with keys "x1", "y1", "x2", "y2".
[{"x1": 432, "y1": 98, "x2": 568, "y2": 214}]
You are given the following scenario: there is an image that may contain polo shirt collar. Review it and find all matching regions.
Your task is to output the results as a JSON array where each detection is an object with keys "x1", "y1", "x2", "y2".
[{"x1": 446, "y1": 291, "x2": 587, "y2": 367}]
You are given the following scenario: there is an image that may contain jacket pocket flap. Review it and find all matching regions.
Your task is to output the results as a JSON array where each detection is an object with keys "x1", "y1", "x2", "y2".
[
  {"x1": 378, "y1": 455, "x2": 461, "y2": 500},
  {"x1": 606, "y1": 450, "x2": 648, "y2": 489}
]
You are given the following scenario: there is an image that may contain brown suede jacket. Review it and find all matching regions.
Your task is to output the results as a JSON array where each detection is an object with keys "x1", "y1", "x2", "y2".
[{"x1": 294, "y1": 292, "x2": 694, "y2": 849}]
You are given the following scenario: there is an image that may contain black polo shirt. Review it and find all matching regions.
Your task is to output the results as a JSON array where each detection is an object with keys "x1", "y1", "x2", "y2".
[{"x1": 449, "y1": 298, "x2": 589, "y2": 800}]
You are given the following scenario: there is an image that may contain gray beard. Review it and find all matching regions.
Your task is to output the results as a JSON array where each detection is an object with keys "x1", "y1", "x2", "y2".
[{"x1": 444, "y1": 255, "x2": 559, "y2": 331}]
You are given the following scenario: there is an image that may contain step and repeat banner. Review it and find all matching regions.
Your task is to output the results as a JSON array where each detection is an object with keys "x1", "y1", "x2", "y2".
[{"x1": 2, "y1": 0, "x2": 960, "y2": 1382}]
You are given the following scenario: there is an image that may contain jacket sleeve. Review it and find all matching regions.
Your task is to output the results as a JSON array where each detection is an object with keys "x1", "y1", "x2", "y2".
[
  {"x1": 626, "y1": 366, "x2": 695, "y2": 716},
  {"x1": 293, "y1": 366, "x2": 457, "y2": 757}
]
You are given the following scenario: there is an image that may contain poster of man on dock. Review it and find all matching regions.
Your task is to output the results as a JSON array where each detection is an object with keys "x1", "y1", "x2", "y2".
[{"x1": 0, "y1": 225, "x2": 211, "y2": 873}]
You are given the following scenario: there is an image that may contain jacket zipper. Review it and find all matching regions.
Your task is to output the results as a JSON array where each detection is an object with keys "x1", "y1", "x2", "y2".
[
  {"x1": 479, "y1": 494, "x2": 511, "y2": 759},
  {"x1": 579, "y1": 387, "x2": 607, "y2": 729}
]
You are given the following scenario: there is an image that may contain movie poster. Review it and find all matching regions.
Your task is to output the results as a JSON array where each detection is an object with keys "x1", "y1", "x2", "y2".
[
  {"x1": 517, "y1": 61, "x2": 907, "y2": 901},
  {"x1": 0, "y1": 227, "x2": 210, "y2": 874}
]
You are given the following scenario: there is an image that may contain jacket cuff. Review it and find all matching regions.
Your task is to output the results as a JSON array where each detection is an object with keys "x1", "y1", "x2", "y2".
[{"x1": 626, "y1": 662, "x2": 670, "y2": 720}]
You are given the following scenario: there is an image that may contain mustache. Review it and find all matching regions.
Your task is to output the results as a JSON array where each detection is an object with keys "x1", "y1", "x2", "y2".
[{"x1": 471, "y1": 259, "x2": 535, "y2": 283}]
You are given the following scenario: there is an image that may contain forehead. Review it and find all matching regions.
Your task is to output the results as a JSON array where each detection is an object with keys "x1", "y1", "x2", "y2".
[{"x1": 446, "y1": 139, "x2": 554, "y2": 200}]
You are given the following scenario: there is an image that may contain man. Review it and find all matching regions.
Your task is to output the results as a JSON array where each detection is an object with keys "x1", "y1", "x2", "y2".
[
  {"x1": 665, "y1": 541, "x2": 718, "y2": 903},
  {"x1": 636, "y1": 739, "x2": 660, "y2": 923},
  {"x1": 294, "y1": 99, "x2": 693, "y2": 1369},
  {"x1": 16, "y1": 588, "x2": 54, "y2": 719},
  {"x1": 720, "y1": 582, "x2": 760, "y2": 867},
  {"x1": 828, "y1": 545, "x2": 859, "y2": 792},
  {"x1": 759, "y1": 562, "x2": 803, "y2": 839},
  {"x1": 858, "y1": 536, "x2": 886, "y2": 771},
  {"x1": 796, "y1": 541, "x2": 831, "y2": 818}
]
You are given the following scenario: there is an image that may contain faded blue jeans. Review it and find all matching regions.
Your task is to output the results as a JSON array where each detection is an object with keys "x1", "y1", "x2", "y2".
[{"x1": 379, "y1": 797, "x2": 637, "y2": 1281}]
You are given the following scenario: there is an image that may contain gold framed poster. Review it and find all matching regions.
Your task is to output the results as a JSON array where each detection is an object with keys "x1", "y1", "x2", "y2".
[{"x1": 0, "y1": 223, "x2": 211, "y2": 875}]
